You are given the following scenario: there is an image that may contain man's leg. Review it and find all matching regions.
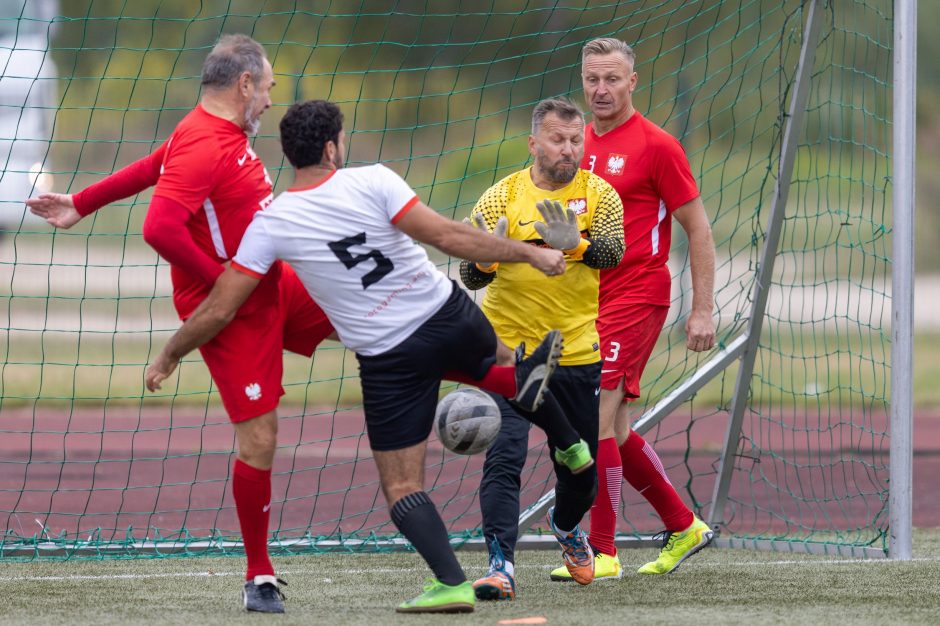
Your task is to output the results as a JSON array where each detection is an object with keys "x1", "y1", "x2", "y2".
[
  {"x1": 232, "y1": 410, "x2": 278, "y2": 577},
  {"x1": 550, "y1": 382, "x2": 624, "y2": 583},
  {"x1": 230, "y1": 410, "x2": 288, "y2": 613},
  {"x1": 373, "y1": 441, "x2": 474, "y2": 614},
  {"x1": 615, "y1": 408, "x2": 713, "y2": 575},
  {"x1": 196, "y1": 302, "x2": 287, "y2": 612},
  {"x1": 473, "y1": 399, "x2": 530, "y2": 600},
  {"x1": 541, "y1": 364, "x2": 599, "y2": 586},
  {"x1": 586, "y1": 386, "x2": 624, "y2": 557}
]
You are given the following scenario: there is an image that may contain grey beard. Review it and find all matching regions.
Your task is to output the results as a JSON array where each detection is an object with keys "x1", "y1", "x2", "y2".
[{"x1": 245, "y1": 114, "x2": 261, "y2": 137}]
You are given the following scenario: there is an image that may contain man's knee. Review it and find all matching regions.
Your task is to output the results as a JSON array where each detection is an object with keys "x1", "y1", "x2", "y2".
[
  {"x1": 235, "y1": 411, "x2": 278, "y2": 467},
  {"x1": 372, "y1": 443, "x2": 427, "y2": 505}
]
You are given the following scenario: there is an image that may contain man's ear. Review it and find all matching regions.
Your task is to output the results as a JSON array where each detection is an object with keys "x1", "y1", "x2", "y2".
[
  {"x1": 322, "y1": 140, "x2": 336, "y2": 166},
  {"x1": 239, "y1": 71, "x2": 253, "y2": 96}
]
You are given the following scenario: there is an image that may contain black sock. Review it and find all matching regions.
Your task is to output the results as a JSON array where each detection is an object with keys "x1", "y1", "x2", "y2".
[
  {"x1": 518, "y1": 391, "x2": 580, "y2": 449},
  {"x1": 553, "y1": 465, "x2": 598, "y2": 532},
  {"x1": 390, "y1": 491, "x2": 465, "y2": 586}
]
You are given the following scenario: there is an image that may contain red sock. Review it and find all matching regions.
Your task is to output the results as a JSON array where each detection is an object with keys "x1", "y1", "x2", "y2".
[
  {"x1": 620, "y1": 430, "x2": 693, "y2": 532},
  {"x1": 232, "y1": 459, "x2": 274, "y2": 580},
  {"x1": 444, "y1": 365, "x2": 516, "y2": 398},
  {"x1": 589, "y1": 437, "x2": 622, "y2": 557}
]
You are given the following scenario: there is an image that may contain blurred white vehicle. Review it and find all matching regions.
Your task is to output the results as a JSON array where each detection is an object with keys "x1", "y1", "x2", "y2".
[{"x1": 0, "y1": 1, "x2": 57, "y2": 234}]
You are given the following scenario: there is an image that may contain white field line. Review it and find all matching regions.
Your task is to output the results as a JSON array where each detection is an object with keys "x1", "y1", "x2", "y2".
[{"x1": 3, "y1": 557, "x2": 940, "y2": 582}]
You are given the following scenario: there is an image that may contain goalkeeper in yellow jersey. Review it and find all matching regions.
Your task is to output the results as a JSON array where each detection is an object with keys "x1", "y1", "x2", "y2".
[{"x1": 460, "y1": 96, "x2": 624, "y2": 598}]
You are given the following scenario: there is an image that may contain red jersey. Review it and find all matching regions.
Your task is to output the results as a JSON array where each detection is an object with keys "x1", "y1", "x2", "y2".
[
  {"x1": 152, "y1": 105, "x2": 276, "y2": 317},
  {"x1": 583, "y1": 112, "x2": 699, "y2": 306}
]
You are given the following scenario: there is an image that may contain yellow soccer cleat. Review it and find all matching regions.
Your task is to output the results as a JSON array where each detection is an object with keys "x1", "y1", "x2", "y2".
[
  {"x1": 550, "y1": 551, "x2": 623, "y2": 581},
  {"x1": 637, "y1": 516, "x2": 714, "y2": 575}
]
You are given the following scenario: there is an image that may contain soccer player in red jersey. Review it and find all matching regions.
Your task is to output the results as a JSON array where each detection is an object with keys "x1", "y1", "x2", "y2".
[
  {"x1": 27, "y1": 34, "x2": 333, "y2": 613},
  {"x1": 549, "y1": 37, "x2": 717, "y2": 581}
]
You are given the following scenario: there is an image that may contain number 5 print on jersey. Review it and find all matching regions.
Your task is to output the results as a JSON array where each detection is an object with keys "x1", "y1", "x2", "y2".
[{"x1": 328, "y1": 232, "x2": 395, "y2": 289}]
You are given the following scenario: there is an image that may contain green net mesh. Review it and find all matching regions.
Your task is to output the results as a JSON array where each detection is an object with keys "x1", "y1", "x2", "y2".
[{"x1": 0, "y1": 0, "x2": 892, "y2": 559}]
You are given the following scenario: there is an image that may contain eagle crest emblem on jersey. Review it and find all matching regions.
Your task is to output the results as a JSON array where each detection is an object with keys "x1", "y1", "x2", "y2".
[
  {"x1": 244, "y1": 382, "x2": 262, "y2": 401},
  {"x1": 605, "y1": 153, "x2": 627, "y2": 175},
  {"x1": 567, "y1": 198, "x2": 587, "y2": 215}
]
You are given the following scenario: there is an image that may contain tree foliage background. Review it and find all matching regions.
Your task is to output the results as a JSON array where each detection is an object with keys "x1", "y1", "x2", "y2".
[{"x1": 8, "y1": 0, "x2": 932, "y2": 267}]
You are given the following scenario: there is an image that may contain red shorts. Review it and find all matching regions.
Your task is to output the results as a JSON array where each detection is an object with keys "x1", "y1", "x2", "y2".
[
  {"x1": 596, "y1": 302, "x2": 669, "y2": 399},
  {"x1": 195, "y1": 263, "x2": 334, "y2": 423}
]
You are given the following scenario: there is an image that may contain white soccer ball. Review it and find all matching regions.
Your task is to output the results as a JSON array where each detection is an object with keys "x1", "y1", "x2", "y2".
[{"x1": 435, "y1": 388, "x2": 502, "y2": 455}]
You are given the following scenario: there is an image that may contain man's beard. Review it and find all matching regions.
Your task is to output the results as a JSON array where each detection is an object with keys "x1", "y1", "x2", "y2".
[
  {"x1": 332, "y1": 148, "x2": 345, "y2": 169},
  {"x1": 244, "y1": 93, "x2": 264, "y2": 136},
  {"x1": 536, "y1": 150, "x2": 577, "y2": 184}
]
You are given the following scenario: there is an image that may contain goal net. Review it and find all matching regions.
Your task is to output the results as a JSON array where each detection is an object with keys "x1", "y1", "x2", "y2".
[{"x1": 0, "y1": 0, "x2": 893, "y2": 558}]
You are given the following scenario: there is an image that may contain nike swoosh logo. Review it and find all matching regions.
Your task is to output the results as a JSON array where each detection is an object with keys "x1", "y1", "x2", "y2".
[
  {"x1": 515, "y1": 363, "x2": 547, "y2": 399},
  {"x1": 518, "y1": 220, "x2": 538, "y2": 227},
  {"x1": 601, "y1": 369, "x2": 617, "y2": 374},
  {"x1": 262, "y1": 503, "x2": 271, "y2": 513},
  {"x1": 238, "y1": 153, "x2": 249, "y2": 166}
]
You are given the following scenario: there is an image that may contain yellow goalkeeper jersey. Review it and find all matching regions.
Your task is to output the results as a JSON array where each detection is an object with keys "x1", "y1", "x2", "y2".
[{"x1": 472, "y1": 167, "x2": 623, "y2": 366}]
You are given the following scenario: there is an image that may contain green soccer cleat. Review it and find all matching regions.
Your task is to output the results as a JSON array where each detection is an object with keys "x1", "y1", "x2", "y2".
[
  {"x1": 554, "y1": 439, "x2": 594, "y2": 474},
  {"x1": 550, "y1": 551, "x2": 623, "y2": 581},
  {"x1": 396, "y1": 579, "x2": 475, "y2": 614},
  {"x1": 637, "y1": 516, "x2": 714, "y2": 575}
]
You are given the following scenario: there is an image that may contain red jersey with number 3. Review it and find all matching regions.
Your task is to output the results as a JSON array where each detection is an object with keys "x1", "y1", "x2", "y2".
[
  {"x1": 152, "y1": 104, "x2": 277, "y2": 317},
  {"x1": 583, "y1": 112, "x2": 699, "y2": 306}
]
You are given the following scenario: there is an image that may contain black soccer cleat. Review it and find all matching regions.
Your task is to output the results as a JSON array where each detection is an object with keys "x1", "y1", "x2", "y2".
[
  {"x1": 243, "y1": 575, "x2": 287, "y2": 613},
  {"x1": 511, "y1": 329, "x2": 563, "y2": 412}
]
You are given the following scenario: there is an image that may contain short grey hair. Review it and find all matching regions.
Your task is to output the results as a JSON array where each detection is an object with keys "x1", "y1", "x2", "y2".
[
  {"x1": 531, "y1": 96, "x2": 584, "y2": 134},
  {"x1": 581, "y1": 37, "x2": 635, "y2": 67},
  {"x1": 201, "y1": 34, "x2": 267, "y2": 89}
]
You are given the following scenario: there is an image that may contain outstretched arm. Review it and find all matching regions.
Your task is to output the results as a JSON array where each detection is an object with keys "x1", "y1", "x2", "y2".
[
  {"x1": 396, "y1": 201, "x2": 565, "y2": 276},
  {"x1": 673, "y1": 196, "x2": 716, "y2": 352},
  {"x1": 145, "y1": 267, "x2": 260, "y2": 391},
  {"x1": 26, "y1": 142, "x2": 167, "y2": 228}
]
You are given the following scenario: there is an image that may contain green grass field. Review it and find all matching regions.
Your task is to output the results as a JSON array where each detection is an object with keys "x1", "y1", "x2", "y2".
[{"x1": 4, "y1": 531, "x2": 940, "y2": 625}]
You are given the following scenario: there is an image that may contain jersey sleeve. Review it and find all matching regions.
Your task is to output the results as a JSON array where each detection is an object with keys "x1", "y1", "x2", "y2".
[
  {"x1": 652, "y1": 135, "x2": 700, "y2": 212},
  {"x1": 152, "y1": 132, "x2": 220, "y2": 213},
  {"x1": 369, "y1": 164, "x2": 419, "y2": 223},
  {"x1": 74, "y1": 141, "x2": 168, "y2": 216},
  {"x1": 583, "y1": 179, "x2": 625, "y2": 269},
  {"x1": 232, "y1": 215, "x2": 278, "y2": 279},
  {"x1": 470, "y1": 180, "x2": 509, "y2": 232}
]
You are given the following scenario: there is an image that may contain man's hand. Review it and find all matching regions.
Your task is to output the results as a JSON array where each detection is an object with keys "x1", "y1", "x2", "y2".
[
  {"x1": 534, "y1": 199, "x2": 581, "y2": 250},
  {"x1": 528, "y1": 247, "x2": 566, "y2": 277},
  {"x1": 465, "y1": 213, "x2": 508, "y2": 238},
  {"x1": 145, "y1": 351, "x2": 179, "y2": 392},
  {"x1": 685, "y1": 309, "x2": 716, "y2": 352},
  {"x1": 464, "y1": 214, "x2": 508, "y2": 272},
  {"x1": 25, "y1": 192, "x2": 82, "y2": 229}
]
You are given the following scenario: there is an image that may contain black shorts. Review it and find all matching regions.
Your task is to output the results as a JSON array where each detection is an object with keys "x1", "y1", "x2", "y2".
[{"x1": 356, "y1": 282, "x2": 498, "y2": 451}]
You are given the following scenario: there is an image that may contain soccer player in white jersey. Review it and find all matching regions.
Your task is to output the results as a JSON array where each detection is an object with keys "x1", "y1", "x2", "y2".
[{"x1": 145, "y1": 100, "x2": 584, "y2": 614}]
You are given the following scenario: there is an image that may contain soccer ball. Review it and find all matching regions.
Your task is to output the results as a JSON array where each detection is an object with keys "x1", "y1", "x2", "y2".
[{"x1": 435, "y1": 388, "x2": 502, "y2": 455}]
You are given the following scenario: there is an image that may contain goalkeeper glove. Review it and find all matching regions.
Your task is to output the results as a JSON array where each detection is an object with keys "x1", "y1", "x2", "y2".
[
  {"x1": 534, "y1": 199, "x2": 583, "y2": 251},
  {"x1": 465, "y1": 213, "x2": 508, "y2": 272}
]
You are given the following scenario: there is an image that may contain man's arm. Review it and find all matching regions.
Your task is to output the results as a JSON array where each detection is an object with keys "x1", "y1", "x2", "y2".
[
  {"x1": 26, "y1": 143, "x2": 167, "y2": 228},
  {"x1": 582, "y1": 186, "x2": 624, "y2": 268},
  {"x1": 396, "y1": 201, "x2": 565, "y2": 276},
  {"x1": 145, "y1": 267, "x2": 260, "y2": 391},
  {"x1": 142, "y1": 195, "x2": 225, "y2": 286},
  {"x1": 673, "y1": 196, "x2": 716, "y2": 352}
]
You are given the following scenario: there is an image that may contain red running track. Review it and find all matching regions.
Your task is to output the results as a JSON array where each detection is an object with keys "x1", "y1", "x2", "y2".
[{"x1": 1, "y1": 406, "x2": 936, "y2": 549}]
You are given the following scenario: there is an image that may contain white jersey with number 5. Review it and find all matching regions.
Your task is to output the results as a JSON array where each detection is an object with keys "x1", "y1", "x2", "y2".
[{"x1": 232, "y1": 164, "x2": 452, "y2": 356}]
